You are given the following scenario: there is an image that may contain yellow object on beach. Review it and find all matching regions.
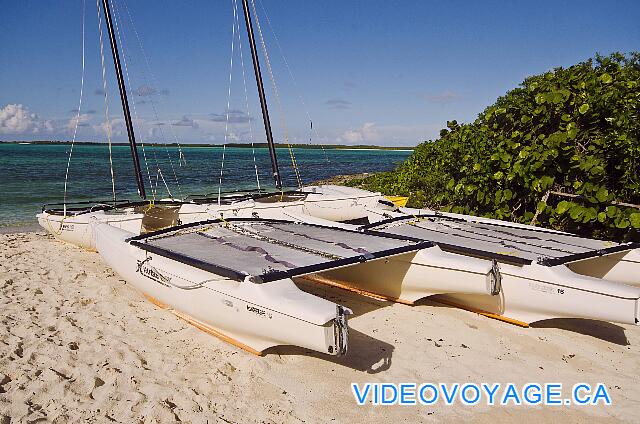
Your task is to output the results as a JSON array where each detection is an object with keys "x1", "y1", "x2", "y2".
[{"x1": 384, "y1": 195, "x2": 409, "y2": 207}]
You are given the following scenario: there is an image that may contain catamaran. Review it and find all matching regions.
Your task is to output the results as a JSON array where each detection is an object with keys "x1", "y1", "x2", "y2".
[
  {"x1": 93, "y1": 216, "x2": 437, "y2": 355},
  {"x1": 39, "y1": 0, "x2": 639, "y2": 346},
  {"x1": 37, "y1": 0, "x2": 430, "y2": 356},
  {"x1": 37, "y1": 0, "x2": 395, "y2": 251}
]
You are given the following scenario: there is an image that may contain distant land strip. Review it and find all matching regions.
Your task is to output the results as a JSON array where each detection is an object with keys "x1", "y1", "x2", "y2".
[{"x1": 0, "y1": 140, "x2": 414, "y2": 150}]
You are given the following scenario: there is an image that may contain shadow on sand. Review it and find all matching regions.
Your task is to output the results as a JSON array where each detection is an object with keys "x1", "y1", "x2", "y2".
[
  {"x1": 417, "y1": 298, "x2": 631, "y2": 345},
  {"x1": 269, "y1": 277, "x2": 397, "y2": 373},
  {"x1": 266, "y1": 328, "x2": 394, "y2": 374},
  {"x1": 531, "y1": 319, "x2": 630, "y2": 346}
]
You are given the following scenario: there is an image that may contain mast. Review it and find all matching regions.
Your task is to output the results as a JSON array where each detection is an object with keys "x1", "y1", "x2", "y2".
[
  {"x1": 100, "y1": 0, "x2": 146, "y2": 199},
  {"x1": 241, "y1": 0, "x2": 282, "y2": 189}
]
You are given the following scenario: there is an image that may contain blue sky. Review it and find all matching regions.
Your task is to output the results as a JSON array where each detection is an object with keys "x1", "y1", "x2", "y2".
[{"x1": 1, "y1": 0, "x2": 638, "y2": 146}]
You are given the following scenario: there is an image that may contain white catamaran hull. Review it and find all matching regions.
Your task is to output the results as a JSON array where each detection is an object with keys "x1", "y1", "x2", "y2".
[
  {"x1": 93, "y1": 222, "x2": 351, "y2": 356},
  {"x1": 300, "y1": 185, "x2": 388, "y2": 221},
  {"x1": 38, "y1": 186, "x2": 390, "y2": 251},
  {"x1": 305, "y1": 246, "x2": 498, "y2": 303},
  {"x1": 37, "y1": 210, "x2": 143, "y2": 251},
  {"x1": 178, "y1": 185, "x2": 393, "y2": 224},
  {"x1": 268, "y1": 207, "x2": 640, "y2": 326},
  {"x1": 436, "y1": 262, "x2": 640, "y2": 326}
]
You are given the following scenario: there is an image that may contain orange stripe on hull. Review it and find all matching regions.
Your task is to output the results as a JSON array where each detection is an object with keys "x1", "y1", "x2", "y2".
[
  {"x1": 300, "y1": 274, "x2": 414, "y2": 306},
  {"x1": 143, "y1": 293, "x2": 168, "y2": 309},
  {"x1": 299, "y1": 277, "x2": 530, "y2": 327},
  {"x1": 432, "y1": 298, "x2": 530, "y2": 327}
]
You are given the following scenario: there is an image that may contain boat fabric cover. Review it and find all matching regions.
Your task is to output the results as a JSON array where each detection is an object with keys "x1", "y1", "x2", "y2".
[
  {"x1": 364, "y1": 215, "x2": 639, "y2": 265},
  {"x1": 130, "y1": 219, "x2": 428, "y2": 282}
]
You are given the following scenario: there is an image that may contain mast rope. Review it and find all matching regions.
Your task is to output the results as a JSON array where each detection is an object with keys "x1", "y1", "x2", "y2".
[
  {"x1": 96, "y1": 0, "x2": 117, "y2": 203},
  {"x1": 234, "y1": 0, "x2": 261, "y2": 191},
  {"x1": 218, "y1": 0, "x2": 239, "y2": 205},
  {"x1": 63, "y1": 0, "x2": 86, "y2": 216},
  {"x1": 257, "y1": 0, "x2": 330, "y2": 163},
  {"x1": 109, "y1": 0, "x2": 157, "y2": 199},
  {"x1": 109, "y1": 0, "x2": 184, "y2": 199},
  {"x1": 250, "y1": 0, "x2": 303, "y2": 189},
  {"x1": 121, "y1": 0, "x2": 186, "y2": 168}
]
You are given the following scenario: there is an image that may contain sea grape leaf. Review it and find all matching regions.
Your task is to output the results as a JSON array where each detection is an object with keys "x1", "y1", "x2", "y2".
[
  {"x1": 630, "y1": 213, "x2": 640, "y2": 229},
  {"x1": 556, "y1": 200, "x2": 571, "y2": 214}
]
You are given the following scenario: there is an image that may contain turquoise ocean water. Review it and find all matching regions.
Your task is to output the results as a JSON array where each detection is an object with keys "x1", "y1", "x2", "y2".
[{"x1": 0, "y1": 143, "x2": 411, "y2": 228}]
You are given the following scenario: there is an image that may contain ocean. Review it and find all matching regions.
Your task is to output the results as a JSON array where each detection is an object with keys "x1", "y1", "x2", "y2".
[{"x1": 0, "y1": 143, "x2": 411, "y2": 228}]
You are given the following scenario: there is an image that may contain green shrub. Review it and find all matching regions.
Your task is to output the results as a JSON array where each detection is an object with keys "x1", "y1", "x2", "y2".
[{"x1": 351, "y1": 53, "x2": 640, "y2": 241}]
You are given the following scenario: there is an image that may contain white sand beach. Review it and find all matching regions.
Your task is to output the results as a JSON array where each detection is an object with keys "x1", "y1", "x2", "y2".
[{"x1": 1, "y1": 231, "x2": 639, "y2": 423}]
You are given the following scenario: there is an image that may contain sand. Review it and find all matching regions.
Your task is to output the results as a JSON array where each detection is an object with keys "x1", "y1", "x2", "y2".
[{"x1": 1, "y1": 231, "x2": 639, "y2": 423}]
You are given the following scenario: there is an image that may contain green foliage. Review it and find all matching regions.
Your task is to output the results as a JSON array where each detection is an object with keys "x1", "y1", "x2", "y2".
[{"x1": 349, "y1": 53, "x2": 640, "y2": 240}]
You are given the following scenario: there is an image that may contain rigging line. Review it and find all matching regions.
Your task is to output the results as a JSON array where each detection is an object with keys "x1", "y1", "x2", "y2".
[
  {"x1": 119, "y1": 0, "x2": 187, "y2": 167},
  {"x1": 257, "y1": 0, "x2": 330, "y2": 164},
  {"x1": 63, "y1": 0, "x2": 86, "y2": 217},
  {"x1": 224, "y1": 223, "x2": 341, "y2": 260},
  {"x1": 218, "y1": 0, "x2": 238, "y2": 205},
  {"x1": 96, "y1": 0, "x2": 117, "y2": 203},
  {"x1": 234, "y1": 0, "x2": 261, "y2": 190},
  {"x1": 109, "y1": 0, "x2": 156, "y2": 199},
  {"x1": 267, "y1": 222, "x2": 374, "y2": 257},
  {"x1": 115, "y1": 2, "x2": 161, "y2": 196},
  {"x1": 250, "y1": 0, "x2": 303, "y2": 189},
  {"x1": 435, "y1": 219, "x2": 596, "y2": 253},
  {"x1": 155, "y1": 167, "x2": 173, "y2": 199},
  {"x1": 394, "y1": 218, "x2": 573, "y2": 258},
  {"x1": 110, "y1": 0, "x2": 184, "y2": 199}
]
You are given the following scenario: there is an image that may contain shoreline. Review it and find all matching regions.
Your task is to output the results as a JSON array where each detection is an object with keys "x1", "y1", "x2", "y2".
[
  {"x1": 0, "y1": 223, "x2": 41, "y2": 234},
  {"x1": 0, "y1": 174, "x2": 377, "y2": 230},
  {"x1": 0, "y1": 141, "x2": 415, "y2": 151}
]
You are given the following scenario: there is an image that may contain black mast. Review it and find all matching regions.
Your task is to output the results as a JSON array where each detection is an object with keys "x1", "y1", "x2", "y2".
[
  {"x1": 100, "y1": 0, "x2": 147, "y2": 199},
  {"x1": 241, "y1": 0, "x2": 282, "y2": 189}
]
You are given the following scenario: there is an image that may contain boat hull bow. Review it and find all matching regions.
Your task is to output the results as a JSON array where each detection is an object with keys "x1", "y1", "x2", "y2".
[{"x1": 92, "y1": 222, "x2": 352, "y2": 356}]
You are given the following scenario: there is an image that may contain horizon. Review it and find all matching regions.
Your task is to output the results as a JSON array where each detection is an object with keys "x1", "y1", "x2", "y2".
[
  {"x1": 0, "y1": 139, "x2": 415, "y2": 149},
  {"x1": 1, "y1": 0, "x2": 639, "y2": 146}
]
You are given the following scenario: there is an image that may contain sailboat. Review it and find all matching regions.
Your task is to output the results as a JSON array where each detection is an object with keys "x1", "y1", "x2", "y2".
[
  {"x1": 135, "y1": 1, "x2": 640, "y2": 328},
  {"x1": 255, "y1": 189, "x2": 639, "y2": 326},
  {"x1": 44, "y1": 0, "x2": 443, "y2": 356},
  {"x1": 37, "y1": 0, "x2": 393, "y2": 251},
  {"x1": 39, "y1": 1, "x2": 640, "y2": 338},
  {"x1": 36, "y1": 0, "x2": 187, "y2": 250},
  {"x1": 361, "y1": 207, "x2": 640, "y2": 287}
]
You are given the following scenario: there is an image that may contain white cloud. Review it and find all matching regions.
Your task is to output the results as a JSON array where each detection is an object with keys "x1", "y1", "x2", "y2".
[
  {"x1": 0, "y1": 104, "x2": 43, "y2": 134},
  {"x1": 92, "y1": 118, "x2": 126, "y2": 138},
  {"x1": 338, "y1": 121, "x2": 441, "y2": 145},
  {"x1": 172, "y1": 116, "x2": 199, "y2": 129},
  {"x1": 339, "y1": 122, "x2": 379, "y2": 144},
  {"x1": 66, "y1": 113, "x2": 93, "y2": 132},
  {"x1": 135, "y1": 85, "x2": 157, "y2": 97}
]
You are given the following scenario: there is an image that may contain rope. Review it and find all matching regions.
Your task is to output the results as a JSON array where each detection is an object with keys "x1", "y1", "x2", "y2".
[
  {"x1": 118, "y1": 0, "x2": 185, "y2": 199},
  {"x1": 267, "y1": 222, "x2": 374, "y2": 257},
  {"x1": 257, "y1": 0, "x2": 330, "y2": 163},
  {"x1": 223, "y1": 223, "x2": 341, "y2": 260},
  {"x1": 250, "y1": 0, "x2": 303, "y2": 188},
  {"x1": 63, "y1": 0, "x2": 86, "y2": 216},
  {"x1": 234, "y1": 0, "x2": 261, "y2": 190},
  {"x1": 218, "y1": 0, "x2": 239, "y2": 205},
  {"x1": 109, "y1": 0, "x2": 156, "y2": 199},
  {"x1": 96, "y1": 0, "x2": 117, "y2": 204},
  {"x1": 155, "y1": 167, "x2": 173, "y2": 199},
  {"x1": 388, "y1": 216, "x2": 584, "y2": 257}
]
